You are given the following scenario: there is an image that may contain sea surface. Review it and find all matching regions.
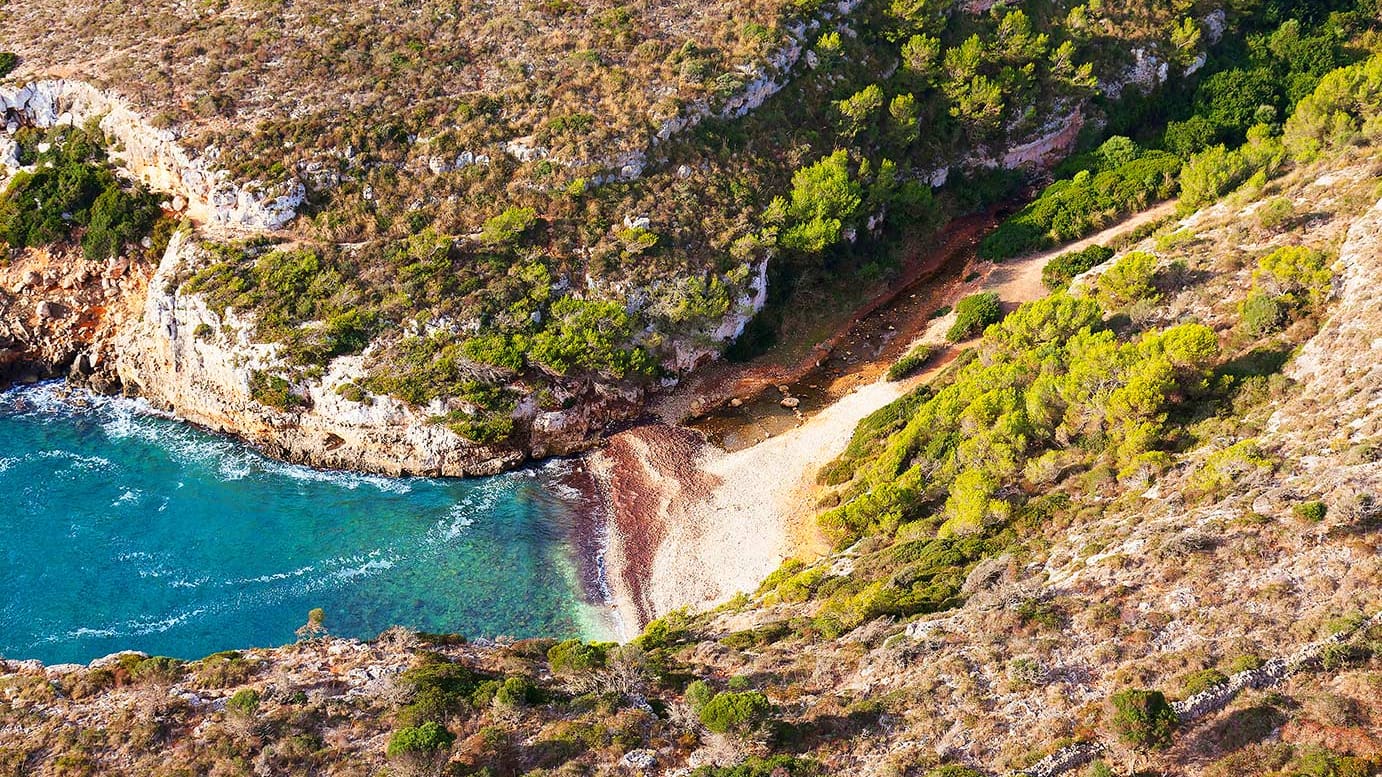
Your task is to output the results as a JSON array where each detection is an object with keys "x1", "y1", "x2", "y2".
[{"x1": 0, "y1": 383, "x2": 615, "y2": 665}]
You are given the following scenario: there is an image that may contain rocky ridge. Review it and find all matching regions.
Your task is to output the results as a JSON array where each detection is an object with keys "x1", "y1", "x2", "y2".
[{"x1": 0, "y1": 80, "x2": 303, "y2": 231}]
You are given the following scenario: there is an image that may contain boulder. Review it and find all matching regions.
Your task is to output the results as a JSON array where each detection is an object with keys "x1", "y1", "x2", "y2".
[
  {"x1": 35, "y1": 300, "x2": 61, "y2": 320},
  {"x1": 619, "y1": 749, "x2": 657, "y2": 771}
]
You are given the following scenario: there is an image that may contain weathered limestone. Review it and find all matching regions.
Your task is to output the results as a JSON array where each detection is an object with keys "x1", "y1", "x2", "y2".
[
  {"x1": 0, "y1": 79, "x2": 303, "y2": 230},
  {"x1": 106, "y1": 231, "x2": 647, "y2": 476}
]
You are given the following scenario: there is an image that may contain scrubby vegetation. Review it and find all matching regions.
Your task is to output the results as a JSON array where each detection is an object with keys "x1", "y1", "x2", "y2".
[
  {"x1": 983, "y1": 4, "x2": 1372, "y2": 260},
  {"x1": 886, "y1": 343, "x2": 933, "y2": 381},
  {"x1": 2, "y1": 3, "x2": 1381, "y2": 777},
  {"x1": 980, "y1": 138, "x2": 1180, "y2": 260},
  {"x1": 7, "y1": 0, "x2": 1317, "y2": 425},
  {"x1": 944, "y1": 292, "x2": 1002, "y2": 342},
  {"x1": 1111, "y1": 688, "x2": 1178, "y2": 751},
  {"x1": 0, "y1": 125, "x2": 165, "y2": 261},
  {"x1": 1042, "y1": 243, "x2": 1113, "y2": 290}
]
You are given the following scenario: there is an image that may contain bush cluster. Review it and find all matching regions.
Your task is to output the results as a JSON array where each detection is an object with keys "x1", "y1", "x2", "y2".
[
  {"x1": 0, "y1": 126, "x2": 163, "y2": 261},
  {"x1": 693, "y1": 688, "x2": 774, "y2": 735},
  {"x1": 945, "y1": 292, "x2": 1002, "y2": 342},
  {"x1": 980, "y1": 141, "x2": 1179, "y2": 260},
  {"x1": 820, "y1": 292, "x2": 1219, "y2": 548},
  {"x1": 1110, "y1": 688, "x2": 1178, "y2": 751},
  {"x1": 886, "y1": 344, "x2": 933, "y2": 381},
  {"x1": 1042, "y1": 244, "x2": 1113, "y2": 291}
]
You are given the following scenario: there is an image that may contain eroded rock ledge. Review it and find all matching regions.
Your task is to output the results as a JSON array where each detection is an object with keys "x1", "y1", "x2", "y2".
[{"x1": 0, "y1": 80, "x2": 303, "y2": 231}]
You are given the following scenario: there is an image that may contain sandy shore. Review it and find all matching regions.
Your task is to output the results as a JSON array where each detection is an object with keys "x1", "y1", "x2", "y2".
[{"x1": 592, "y1": 202, "x2": 1178, "y2": 635}]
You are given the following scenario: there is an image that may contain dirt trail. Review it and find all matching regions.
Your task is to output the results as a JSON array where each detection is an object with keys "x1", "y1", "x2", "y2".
[{"x1": 989, "y1": 198, "x2": 1178, "y2": 299}]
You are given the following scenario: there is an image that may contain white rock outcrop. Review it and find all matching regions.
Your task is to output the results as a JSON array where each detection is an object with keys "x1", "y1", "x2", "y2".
[
  {"x1": 112, "y1": 231, "x2": 525, "y2": 475},
  {"x1": 0, "y1": 80, "x2": 303, "y2": 230},
  {"x1": 666, "y1": 259, "x2": 770, "y2": 374},
  {"x1": 105, "y1": 230, "x2": 647, "y2": 476}
]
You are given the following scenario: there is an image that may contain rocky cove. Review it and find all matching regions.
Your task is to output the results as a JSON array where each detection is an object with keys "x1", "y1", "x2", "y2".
[{"x1": 0, "y1": 32, "x2": 1157, "y2": 647}]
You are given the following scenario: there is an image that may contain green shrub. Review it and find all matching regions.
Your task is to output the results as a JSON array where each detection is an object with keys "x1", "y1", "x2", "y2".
[
  {"x1": 226, "y1": 688, "x2": 261, "y2": 717},
  {"x1": 1320, "y1": 642, "x2": 1367, "y2": 671},
  {"x1": 634, "y1": 613, "x2": 688, "y2": 651},
  {"x1": 131, "y1": 656, "x2": 184, "y2": 686},
  {"x1": 397, "y1": 653, "x2": 483, "y2": 723},
  {"x1": 1253, "y1": 245, "x2": 1332, "y2": 307},
  {"x1": 1178, "y1": 126, "x2": 1288, "y2": 210},
  {"x1": 444, "y1": 411, "x2": 515, "y2": 445},
  {"x1": 779, "y1": 150, "x2": 863, "y2": 254},
  {"x1": 979, "y1": 151, "x2": 1180, "y2": 260},
  {"x1": 1256, "y1": 197, "x2": 1295, "y2": 229},
  {"x1": 1240, "y1": 291, "x2": 1285, "y2": 336},
  {"x1": 248, "y1": 371, "x2": 306, "y2": 410},
  {"x1": 1227, "y1": 654, "x2": 1265, "y2": 673},
  {"x1": 689, "y1": 755, "x2": 820, "y2": 777},
  {"x1": 1284, "y1": 54, "x2": 1382, "y2": 161},
  {"x1": 1110, "y1": 688, "x2": 1178, "y2": 750},
  {"x1": 0, "y1": 127, "x2": 159, "y2": 257},
  {"x1": 887, "y1": 344, "x2": 933, "y2": 381},
  {"x1": 1164, "y1": 114, "x2": 1218, "y2": 157},
  {"x1": 479, "y1": 206, "x2": 537, "y2": 246},
  {"x1": 1294, "y1": 500, "x2": 1327, "y2": 522},
  {"x1": 386, "y1": 721, "x2": 455, "y2": 758},
  {"x1": 940, "y1": 468, "x2": 1008, "y2": 537},
  {"x1": 194, "y1": 650, "x2": 253, "y2": 688},
  {"x1": 529, "y1": 297, "x2": 655, "y2": 378},
  {"x1": 494, "y1": 676, "x2": 539, "y2": 707},
  {"x1": 546, "y1": 639, "x2": 608, "y2": 674},
  {"x1": 1043, "y1": 244, "x2": 1113, "y2": 290},
  {"x1": 0, "y1": 52, "x2": 17, "y2": 77},
  {"x1": 698, "y1": 690, "x2": 774, "y2": 734},
  {"x1": 1181, "y1": 668, "x2": 1228, "y2": 696},
  {"x1": 1193, "y1": 440, "x2": 1275, "y2": 497},
  {"x1": 83, "y1": 185, "x2": 161, "y2": 262},
  {"x1": 685, "y1": 679, "x2": 715, "y2": 712},
  {"x1": 1096, "y1": 251, "x2": 1159, "y2": 309},
  {"x1": 1194, "y1": 68, "x2": 1277, "y2": 140},
  {"x1": 946, "y1": 292, "x2": 1002, "y2": 342}
]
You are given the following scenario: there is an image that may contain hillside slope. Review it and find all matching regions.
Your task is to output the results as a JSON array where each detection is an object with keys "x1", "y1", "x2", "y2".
[
  {"x1": 4, "y1": 125, "x2": 1380, "y2": 777},
  {"x1": 1, "y1": 0, "x2": 1258, "y2": 474}
]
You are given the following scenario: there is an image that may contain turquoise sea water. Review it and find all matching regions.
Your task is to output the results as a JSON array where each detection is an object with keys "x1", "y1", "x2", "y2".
[{"x1": 0, "y1": 383, "x2": 616, "y2": 665}]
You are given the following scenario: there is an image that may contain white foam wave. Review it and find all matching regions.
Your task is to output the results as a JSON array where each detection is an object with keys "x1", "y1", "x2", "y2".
[
  {"x1": 334, "y1": 557, "x2": 397, "y2": 579},
  {"x1": 3, "y1": 382, "x2": 419, "y2": 494},
  {"x1": 67, "y1": 627, "x2": 118, "y2": 639},
  {"x1": 262, "y1": 457, "x2": 414, "y2": 494},
  {"x1": 430, "y1": 503, "x2": 477, "y2": 542},
  {"x1": 231, "y1": 565, "x2": 317, "y2": 585},
  {"x1": 38, "y1": 450, "x2": 114, "y2": 471},
  {"x1": 48, "y1": 606, "x2": 209, "y2": 644}
]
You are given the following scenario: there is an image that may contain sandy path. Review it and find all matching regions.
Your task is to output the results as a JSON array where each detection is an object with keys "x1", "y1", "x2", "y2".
[
  {"x1": 986, "y1": 199, "x2": 1178, "y2": 305},
  {"x1": 601, "y1": 201, "x2": 1179, "y2": 630}
]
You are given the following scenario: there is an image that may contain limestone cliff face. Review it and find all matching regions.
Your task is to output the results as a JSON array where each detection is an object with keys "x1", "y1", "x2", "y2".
[
  {"x1": 111, "y1": 232, "x2": 642, "y2": 476},
  {"x1": 0, "y1": 80, "x2": 303, "y2": 231}
]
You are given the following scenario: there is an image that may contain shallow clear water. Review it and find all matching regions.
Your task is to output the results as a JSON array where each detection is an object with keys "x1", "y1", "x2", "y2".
[{"x1": 0, "y1": 383, "x2": 615, "y2": 665}]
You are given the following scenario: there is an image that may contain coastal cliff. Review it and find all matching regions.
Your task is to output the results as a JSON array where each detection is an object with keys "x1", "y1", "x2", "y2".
[{"x1": 94, "y1": 231, "x2": 652, "y2": 476}]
